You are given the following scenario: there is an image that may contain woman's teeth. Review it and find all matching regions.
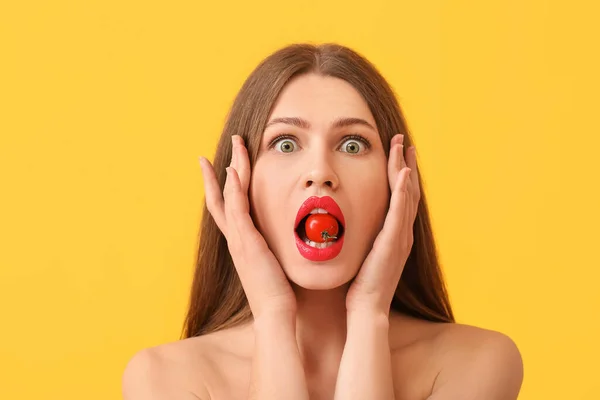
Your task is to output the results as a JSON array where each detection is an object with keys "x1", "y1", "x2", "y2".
[
  {"x1": 303, "y1": 238, "x2": 336, "y2": 248},
  {"x1": 310, "y1": 208, "x2": 328, "y2": 214}
]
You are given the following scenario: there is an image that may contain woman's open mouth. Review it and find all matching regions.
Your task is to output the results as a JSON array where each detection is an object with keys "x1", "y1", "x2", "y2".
[
  {"x1": 295, "y1": 210, "x2": 345, "y2": 249},
  {"x1": 293, "y1": 196, "x2": 346, "y2": 261}
]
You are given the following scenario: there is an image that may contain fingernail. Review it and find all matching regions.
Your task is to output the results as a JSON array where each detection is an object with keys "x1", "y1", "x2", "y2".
[{"x1": 198, "y1": 156, "x2": 205, "y2": 169}]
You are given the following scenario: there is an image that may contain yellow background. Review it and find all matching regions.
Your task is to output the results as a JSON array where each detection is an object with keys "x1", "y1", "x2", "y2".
[{"x1": 1, "y1": 1, "x2": 598, "y2": 399}]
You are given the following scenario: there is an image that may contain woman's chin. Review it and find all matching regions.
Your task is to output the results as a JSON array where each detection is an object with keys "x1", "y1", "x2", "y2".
[{"x1": 283, "y1": 261, "x2": 357, "y2": 291}]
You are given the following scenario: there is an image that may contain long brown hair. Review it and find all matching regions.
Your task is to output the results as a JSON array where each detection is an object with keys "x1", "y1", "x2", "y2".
[{"x1": 181, "y1": 43, "x2": 454, "y2": 339}]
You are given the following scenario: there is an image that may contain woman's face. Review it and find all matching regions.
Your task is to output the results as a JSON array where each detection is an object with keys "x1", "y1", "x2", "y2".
[{"x1": 249, "y1": 73, "x2": 390, "y2": 290}]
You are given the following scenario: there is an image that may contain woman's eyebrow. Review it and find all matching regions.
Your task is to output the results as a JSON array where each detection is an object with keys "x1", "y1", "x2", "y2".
[{"x1": 265, "y1": 117, "x2": 376, "y2": 132}]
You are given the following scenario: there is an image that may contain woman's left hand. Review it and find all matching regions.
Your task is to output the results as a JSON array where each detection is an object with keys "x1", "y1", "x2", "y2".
[{"x1": 345, "y1": 133, "x2": 421, "y2": 315}]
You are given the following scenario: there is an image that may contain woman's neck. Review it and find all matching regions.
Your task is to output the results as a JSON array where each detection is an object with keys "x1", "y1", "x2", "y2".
[{"x1": 292, "y1": 282, "x2": 350, "y2": 377}]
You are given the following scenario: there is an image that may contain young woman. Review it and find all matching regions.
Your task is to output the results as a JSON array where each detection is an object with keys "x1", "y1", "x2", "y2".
[{"x1": 123, "y1": 43, "x2": 523, "y2": 400}]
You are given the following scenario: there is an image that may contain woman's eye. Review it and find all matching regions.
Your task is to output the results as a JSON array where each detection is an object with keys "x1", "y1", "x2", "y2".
[
  {"x1": 274, "y1": 137, "x2": 298, "y2": 153},
  {"x1": 340, "y1": 138, "x2": 367, "y2": 154}
]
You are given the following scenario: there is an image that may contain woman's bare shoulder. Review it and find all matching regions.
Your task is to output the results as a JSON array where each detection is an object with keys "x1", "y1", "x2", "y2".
[
  {"x1": 388, "y1": 312, "x2": 523, "y2": 398},
  {"x1": 423, "y1": 318, "x2": 522, "y2": 371},
  {"x1": 122, "y1": 336, "x2": 213, "y2": 400},
  {"x1": 122, "y1": 325, "x2": 254, "y2": 400},
  {"x1": 429, "y1": 321, "x2": 523, "y2": 395},
  {"x1": 389, "y1": 311, "x2": 519, "y2": 352}
]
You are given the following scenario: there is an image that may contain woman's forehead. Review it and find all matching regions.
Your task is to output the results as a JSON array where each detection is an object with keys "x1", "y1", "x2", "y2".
[{"x1": 268, "y1": 74, "x2": 375, "y2": 126}]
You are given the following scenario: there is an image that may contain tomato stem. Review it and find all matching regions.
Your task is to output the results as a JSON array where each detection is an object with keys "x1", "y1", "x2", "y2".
[{"x1": 321, "y1": 230, "x2": 338, "y2": 242}]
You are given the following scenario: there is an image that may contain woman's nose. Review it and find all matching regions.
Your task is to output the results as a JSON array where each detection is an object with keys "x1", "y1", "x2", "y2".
[{"x1": 303, "y1": 158, "x2": 339, "y2": 191}]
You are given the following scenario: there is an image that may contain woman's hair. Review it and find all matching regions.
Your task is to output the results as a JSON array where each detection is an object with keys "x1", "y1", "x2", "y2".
[{"x1": 181, "y1": 43, "x2": 454, "y2": 338}]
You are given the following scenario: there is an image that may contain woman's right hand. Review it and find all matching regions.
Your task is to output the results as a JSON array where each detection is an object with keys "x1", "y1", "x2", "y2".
[
  {"x1": 199, "y1": 135, "x2": 297, "y2": 320},
  {"x1": 200, "y1": 135, "x2": 310, "y2": 400}
]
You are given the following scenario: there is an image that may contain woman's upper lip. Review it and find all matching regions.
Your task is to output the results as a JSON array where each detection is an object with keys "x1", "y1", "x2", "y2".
[{"x1": 294, "y1": 196, "x2": 346, "y2": 229}]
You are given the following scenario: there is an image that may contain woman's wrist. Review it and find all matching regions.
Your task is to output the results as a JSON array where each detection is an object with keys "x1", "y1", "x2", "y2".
[
  {"x1": 347, "y1": 307, "x2": 390, "y2": 327},
  {"x1": 253, "y1": 310, "x2": 296, "y2": 332},
  {"x1": 249, "y1": 310, "x2": 309, "y2": 400}
]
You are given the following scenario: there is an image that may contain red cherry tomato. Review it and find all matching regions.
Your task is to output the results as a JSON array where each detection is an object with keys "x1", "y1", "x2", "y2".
[{"x1": 304, "y1": 214, "x2": 339, "y2": 243}]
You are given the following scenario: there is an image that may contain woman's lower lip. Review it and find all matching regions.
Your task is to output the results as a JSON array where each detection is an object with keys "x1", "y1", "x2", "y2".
[{"x1": 294, "y1": 231, "x2": 344, "y2": 261}]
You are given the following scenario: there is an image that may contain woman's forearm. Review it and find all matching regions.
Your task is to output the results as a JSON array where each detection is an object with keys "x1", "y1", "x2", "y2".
[
  {"x1": 248, "y1": 312, "x2": 310, "y2": 400},
  {"x1": 334, "y1": 311, "x2": 395, "y2": 400}
]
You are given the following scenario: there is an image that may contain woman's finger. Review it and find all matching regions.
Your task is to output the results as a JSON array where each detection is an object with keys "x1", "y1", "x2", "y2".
[
  {"x1": 223, "y1": 165, "x2": 244, "y2": 245},
  {"x1": 402, "y1": 146, "x2": 420, "y2": 230},
  {"x1": 221, "y1": 138, "x2": 243, "y2": 241},
  {"x1": 232, "y1": 135, "x2": 251, "y2": 194},
  {"x1": 375, "y1": 166, "x2": 411, "y2": 252},
  {"x1": 401, "y1": 167, "x2": 414, "y2": 260},
  {"x1": 387, "y1": 134, "x2": 403, "y2": 190},
  {"x1": 397, "y1": 139, "x2": 415, "y2": 197},
  {"x1": 199, "y1": 157, "x2": 227, "y2": 236},
  {"x1": 406, "y1": 146, "x2": 421, "y2": 203},
  {"x1": 387, "y1": 143, "x2": 400, "y2": 190}
]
